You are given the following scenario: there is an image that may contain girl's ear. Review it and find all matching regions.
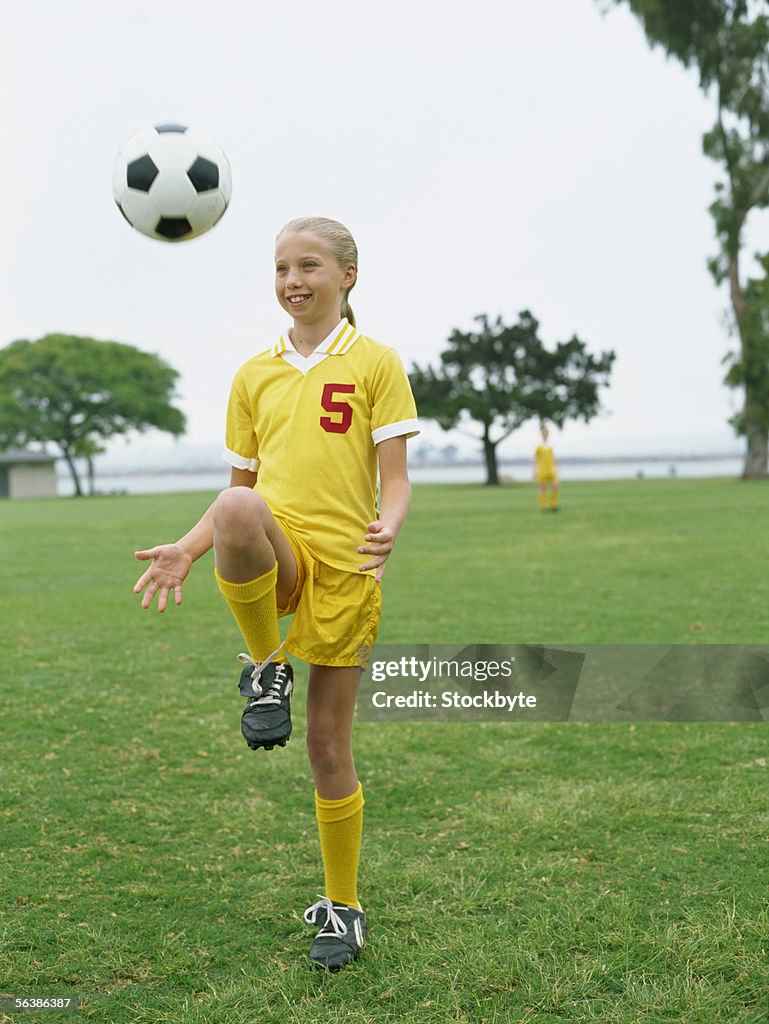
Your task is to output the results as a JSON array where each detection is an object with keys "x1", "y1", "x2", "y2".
[{"x1": 343, "y1": 265, "x2": 357, "y2": 288}]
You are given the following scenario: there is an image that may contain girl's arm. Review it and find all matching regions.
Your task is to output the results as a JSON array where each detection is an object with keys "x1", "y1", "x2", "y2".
[
  {"x1": 134, "y1": 467, "x2": 257, "y2": 611},
  {"x1": 358, "y1": 436, "x2": 412, "y2": 581}
]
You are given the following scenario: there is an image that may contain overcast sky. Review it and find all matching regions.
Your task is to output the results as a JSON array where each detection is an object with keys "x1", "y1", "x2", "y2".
[{"x1": 3, "y1": 0, "x2": 765, "y2": 459}]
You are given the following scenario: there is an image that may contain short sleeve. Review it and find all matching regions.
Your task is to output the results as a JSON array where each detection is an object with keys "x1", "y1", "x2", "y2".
[
  {"x1": 223, "y1": 371, "x2": 260, "y2": 472},
  {"x1": 370, "y1": 347, "x2": 420, "y2": 445}
]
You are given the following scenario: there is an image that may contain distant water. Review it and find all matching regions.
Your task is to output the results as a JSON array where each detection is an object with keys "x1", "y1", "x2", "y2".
[{"x1": 56, "y1": 456, "x2": 745, "y2": 496}]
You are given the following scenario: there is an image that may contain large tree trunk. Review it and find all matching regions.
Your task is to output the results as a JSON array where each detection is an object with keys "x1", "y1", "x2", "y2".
[
  {"x1": 87, "y1": 455, "x2": 96, "y2": 496},
  {"x1": 742, "y1": 398, "x2": 769, "y2": 478},
  {"x1": 731, "y1": 253, "x2": 769, "y2": 479},
  {"x1": 61, "y1": 445, "x2": 84, "y2": 496},
  {"x1": 482, "y1": 427, "x2": 499, "y2": 486}
]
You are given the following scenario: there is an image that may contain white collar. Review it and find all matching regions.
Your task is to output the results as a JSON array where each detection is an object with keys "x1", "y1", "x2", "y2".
[{"x1": 270, "y1": 318, "x2": 360, "y2": 358}]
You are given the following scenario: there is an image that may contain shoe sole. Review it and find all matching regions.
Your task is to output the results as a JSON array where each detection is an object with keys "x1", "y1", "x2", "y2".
[
  {"x1": 246, "y1": 737, "x2": 288, "y2": 751},
  {"x1": 243, "y1": 720, "x2": 291, "y2": 751}
]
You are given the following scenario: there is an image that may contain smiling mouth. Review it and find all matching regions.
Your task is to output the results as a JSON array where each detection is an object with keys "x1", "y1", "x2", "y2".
[{"x1": 288, "y1": 294, "x2": 311, "y2": 305}]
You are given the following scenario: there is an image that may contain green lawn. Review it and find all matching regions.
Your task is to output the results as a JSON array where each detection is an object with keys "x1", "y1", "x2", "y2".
[{"x1": 1, "y1": 479, "x2": 767, "y2": 1023}]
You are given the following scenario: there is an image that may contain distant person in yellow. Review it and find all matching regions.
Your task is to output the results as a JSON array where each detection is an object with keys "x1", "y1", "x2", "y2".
[{"x1": 533, "y1": 424, "x2": 559, "y2": 512}]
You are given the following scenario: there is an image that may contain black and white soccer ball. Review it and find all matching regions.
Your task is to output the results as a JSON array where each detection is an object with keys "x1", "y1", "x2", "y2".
[{"x1": 112, "y1": 124, "x2": 232, "y2": 242}]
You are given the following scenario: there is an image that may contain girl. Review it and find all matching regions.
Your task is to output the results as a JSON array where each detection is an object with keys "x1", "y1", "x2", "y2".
[
  {"x1": 133, "y1": 217, "x2": 419, "y2": 971},
  {"x1": 533, "y1": 423, "x2": 559, "y2": 512}
]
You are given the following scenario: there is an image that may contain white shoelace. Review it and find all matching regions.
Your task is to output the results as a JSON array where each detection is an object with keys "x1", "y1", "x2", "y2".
[
  {"x1": 237, "y1": 642, "x2": 291, "y2": 706},
  {"x1": 303, "y1": 896, "x2": 349, "y2": 938}
]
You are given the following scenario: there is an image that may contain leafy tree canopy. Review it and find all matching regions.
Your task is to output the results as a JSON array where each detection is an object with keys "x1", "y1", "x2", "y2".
[
  {"x1": 0, "y1": 334, "x2": 186, "y2": 495},
  {"x1": 409, "y1": 313, "x2": 615, "y2": 484}
]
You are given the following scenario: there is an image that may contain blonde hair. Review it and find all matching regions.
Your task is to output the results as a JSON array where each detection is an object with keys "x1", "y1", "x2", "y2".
[{"x1": 276, "y1": 216, "x2": 358, "y2": 326}]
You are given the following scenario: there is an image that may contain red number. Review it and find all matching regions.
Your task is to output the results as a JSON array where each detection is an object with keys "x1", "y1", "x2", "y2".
[{"x1": 320, "y1": 383, "x2": 355, "y2": 434}]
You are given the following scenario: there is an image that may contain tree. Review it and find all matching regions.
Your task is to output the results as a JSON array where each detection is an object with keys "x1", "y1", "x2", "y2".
[
  {"x1": 409, "y1": 312, "x2": 615, "y2": 485},
  {"x1": 600, "y1": 0, "x2": 769, "y2": 478},
  {"x1": 0, "y1": 334, "x2": 186, "y2": 495}
]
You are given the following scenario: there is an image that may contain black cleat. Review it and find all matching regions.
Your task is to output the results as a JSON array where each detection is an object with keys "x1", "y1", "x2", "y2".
[
  {"x1": 237, "y1": 654, "x2": 293, "y2": 751},
  {"x1": 304, "y1": 896, "x2": 366, "y2": 971}
]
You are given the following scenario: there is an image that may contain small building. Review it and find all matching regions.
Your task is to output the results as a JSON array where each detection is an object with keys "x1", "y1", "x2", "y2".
[{"x1": 0, "y1": 450, "x2": 58, "y2": 499}]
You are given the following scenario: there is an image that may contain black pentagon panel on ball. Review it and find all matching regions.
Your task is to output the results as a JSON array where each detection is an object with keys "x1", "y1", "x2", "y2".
[
  {"x1": 156, "y1": 216, "x2": 193, "y2": 239},
  {"x1": 187, "y1": 156, "x2": 219, "y2": 192},
  {"x1": 155, "y1": 124, "x2": 188, "y2": 133},
  {"x1": 127, "y1": 154, "x2": 159, "y2": 192}
]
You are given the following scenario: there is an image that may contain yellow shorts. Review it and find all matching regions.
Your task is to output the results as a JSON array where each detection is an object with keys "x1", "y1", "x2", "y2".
[
  {"x1": 536, "y1": 472, "x2": 557, "y2": 485},
  {"x1": 275, "y1": 518, "x2": 382, "y2": 668}
]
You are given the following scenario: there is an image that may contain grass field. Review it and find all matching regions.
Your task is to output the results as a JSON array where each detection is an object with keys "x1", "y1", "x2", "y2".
[{"x1": 1, "y1": 478, "x2": 767, "y2": 1023}]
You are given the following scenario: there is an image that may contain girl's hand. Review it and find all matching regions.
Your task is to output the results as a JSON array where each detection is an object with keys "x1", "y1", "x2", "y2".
[
  {"x1": 357, "y1": 520, "x2": 395, "y2": 582},
  {"x1": 133, "y1": 544, "x2": 193, "y2": 612}
]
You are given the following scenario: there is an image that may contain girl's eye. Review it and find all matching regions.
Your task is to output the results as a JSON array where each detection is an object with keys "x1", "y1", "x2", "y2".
[
  {"x1": 303, "y1": 261, "x2": 317, "y2": 269},
  {"x1": 276, "y1": 266, "x2": 287, "y2": 273}
]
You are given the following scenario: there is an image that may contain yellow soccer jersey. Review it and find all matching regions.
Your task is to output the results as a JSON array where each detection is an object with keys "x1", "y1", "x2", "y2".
[
  {"x1": 224, "y1": 320, "x2": 420, "y2": 574},
  {"x1": 535, "y1": 445, "x2": 556, "y2": 475}
]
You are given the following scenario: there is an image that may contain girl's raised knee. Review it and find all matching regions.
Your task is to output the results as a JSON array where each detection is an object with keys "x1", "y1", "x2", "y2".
[{"x1": 213, "y1": 487, "x2": 267, "y2": 539}]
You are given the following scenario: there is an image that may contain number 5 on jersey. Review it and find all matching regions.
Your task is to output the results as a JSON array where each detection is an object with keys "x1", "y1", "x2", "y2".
[{"x1": 320, "y1": 383, "x2": 355, "y2": 434}]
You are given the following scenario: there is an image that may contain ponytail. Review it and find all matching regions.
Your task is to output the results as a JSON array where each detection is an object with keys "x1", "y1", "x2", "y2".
[{"x1": 342, "y1": 296, "x2": 356, "y2": 327}]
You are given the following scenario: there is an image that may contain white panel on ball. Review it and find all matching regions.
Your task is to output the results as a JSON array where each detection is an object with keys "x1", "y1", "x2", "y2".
[
  {"x1": 187, "y1": 192, "x2": 227, "y2": 235},
  {"x1": 118, "y1": 191, "x2": 159, "y2": 236},
  {"x1": 148, "y1": 134, "x2": 198, "y2": 174},
  {"x1": 149, "y1": 173, "x2": 197, "y2": 218}
]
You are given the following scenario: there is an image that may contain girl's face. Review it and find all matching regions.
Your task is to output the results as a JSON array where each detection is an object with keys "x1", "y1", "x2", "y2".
[{"x1": 274, "y1": 232, "x2": 356, "y2": 326}]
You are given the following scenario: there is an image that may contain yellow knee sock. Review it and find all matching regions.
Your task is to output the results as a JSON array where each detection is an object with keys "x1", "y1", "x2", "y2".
[
  {"x1": 315, "y1": 782, "x2": 364, "y2": 908},
  {"x1": 215, "y1": 563, "x2": 287, "y2": 663},
  {"x1": 538, "y1": 491, "x2": 547, "y2": 510}
]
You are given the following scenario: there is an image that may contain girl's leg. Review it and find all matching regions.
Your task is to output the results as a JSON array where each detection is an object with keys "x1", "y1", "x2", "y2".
[
  {"x1": 213, "y1": 487, "x2": 297, "y2": 605},
  {"x1": 306, "y1": 665, "x2": 364, "y2": 908},
  {"x1": 538, "y1": 483, "x2": 548, "y2": 511},
  {"x1": 306, "y1": 664, "x2": 360, "y2": 797},
  {"x1": 212, "y1": 488, "x2": 297, "y2": 661},
  {"x1": 213, "y1": 489, "x2": 298, "y2": 748}
]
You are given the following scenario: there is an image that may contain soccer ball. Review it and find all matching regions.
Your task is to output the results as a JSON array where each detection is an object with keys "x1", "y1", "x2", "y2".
[{"x1": 112, "y1": 123, "x2": 232, "y2": 242}]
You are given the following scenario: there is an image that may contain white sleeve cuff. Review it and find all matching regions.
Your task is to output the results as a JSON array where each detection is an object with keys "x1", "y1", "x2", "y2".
[
  {"x1": 222, "y1": 447, "x2": 260, "y2": 472},
  {"x1": 372, "y1": 418, "x2": 421, "y2": 445}
]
